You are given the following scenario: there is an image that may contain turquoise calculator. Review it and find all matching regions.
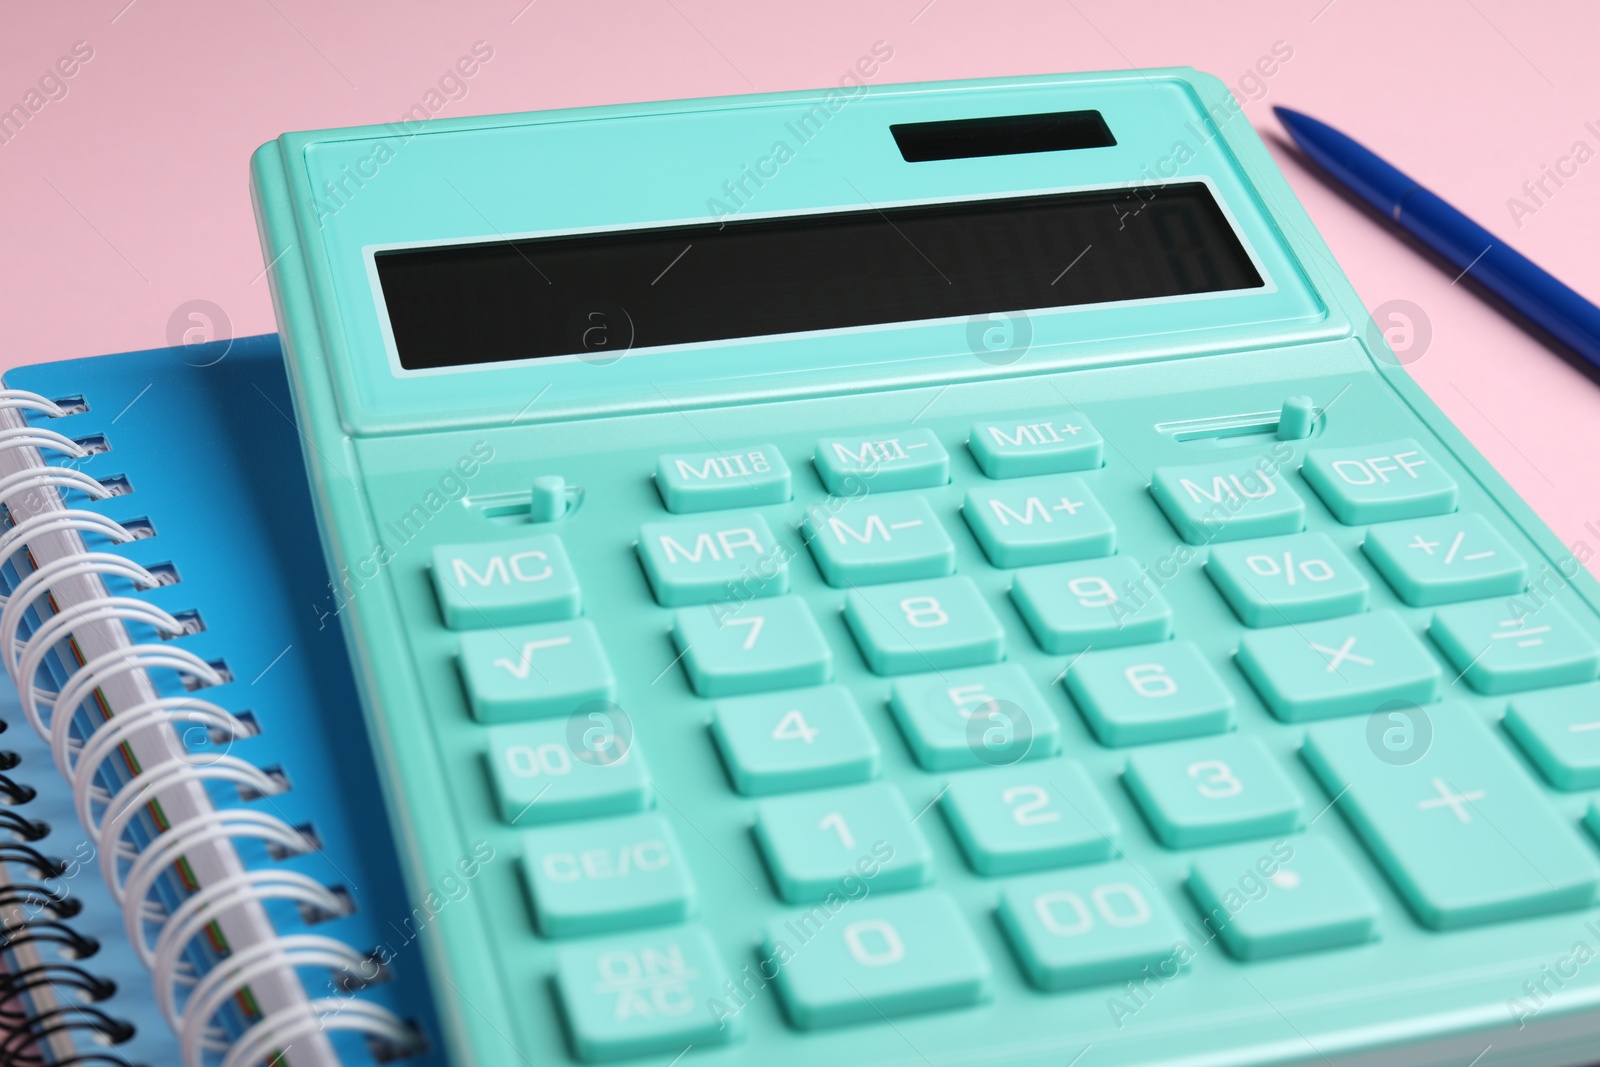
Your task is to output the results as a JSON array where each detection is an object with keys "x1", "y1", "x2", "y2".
[{"x1": 251, "y1": 71, "x2": 1600, "y2": 1066}]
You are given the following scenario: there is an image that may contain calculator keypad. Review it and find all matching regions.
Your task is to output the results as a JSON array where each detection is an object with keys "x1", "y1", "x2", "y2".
[
  {"x1": 967, "y1": 413, "x2": 1104, "y2": 478},
  {"x1": 521, "y1": 813, "x2": 697, "y2": 937},
  {"x1": 1302, "y1": 438, "x2": 1458, "y2": 524},
  {"x1": 1206, "y1": 531, "x2": 1370, "y2": 626},
  {"x1": 1186, "y1": 838, "x2": 1379, "y2": 960},
  {"x1": 843, "y1": 575, "x2": 1005, "y2": 674},
  {"x1": 1303, "y1": 711, "x2": 1600, "y2": 928},
  {"x1": 413, "y1": 408, "x2": 1600, "y2": 1062},
  {"x1": 802, "y1": 494, "x2": 954, "y2": 586},
  {"x1": 637, "y1": 512, "x2": 788, "y2": 606},
  {"x1": 672, "y1": 595, "x2": 832, "y2": 697},
  {"x1": 997, "y1": 863, "x2": 1186, "y2": 991},
  {"x1": 710, "y1": 686, "x2": 881, "y2": 795},
  {"x1": 1430, "y1": 599, "x2": 1600, "y2": 694},
  {"x1": 753, "y1": 783, "x2": 933, "y2": 903},
  {"x1": 1011, "y1": 556, "x2": 1173, "y2": 653},
  {"x1": 765, "y1": 891, "x2": 992, "y2": 1028},
  {"x1": 889, "y1": 664, "x2": 1061, "y2": 770},
  {"x1": 655, "y1": 443, "x2": 791, "y2": 513},
  {"x1": 1065, "y1": 641, "x2": 1235, "y2": 747},
  {"x1": 432, "y1": 534, "x2": 582, "y2": 628},
  {"x1": 813, "y1": 428, "x2": 948, "y2": 493},
  {"x1": 962, "y1": 476, "x2": 1116, "y2": 567}
]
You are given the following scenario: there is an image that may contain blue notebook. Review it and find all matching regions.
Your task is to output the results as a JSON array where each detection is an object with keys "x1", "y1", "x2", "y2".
[{"x1": 0, "y1": 336, "x2": 442, "y2": 1066}]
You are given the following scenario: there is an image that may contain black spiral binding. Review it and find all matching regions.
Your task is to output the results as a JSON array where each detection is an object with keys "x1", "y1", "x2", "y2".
[{"x1": 0, "y1": 721, "x2": 139, "y2": 1067}]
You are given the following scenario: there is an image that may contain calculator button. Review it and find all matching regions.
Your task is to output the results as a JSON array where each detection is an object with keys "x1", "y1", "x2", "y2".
[
  {"x1": 1206, "y1": 532, "x2": 1369, "y2": 627},
  {"x1": 1502, "y1": 685, "x2": 1600, "y2": 790},
  {"x1": 753, "y1": 783, "x2": 933, "y2": 903},
  {"x1": 1186, "y1": 838, "x2": 1379, "y2": 960},
  {"x1": 555, "y1": 926, "x2": 742, "y2": 1062},
  {"x1": 968, "y1": 414, "x2": 1104, "y2": 478},
  {"x1": 637, "y1": 512, "x2": 788, "y2": 607},
  {"x1": 710, "y1": 686, "x2": 880, "y2": 796},
  {"x1": 1065, "y1": 641, "x2": 1234, "y2": 747},
  {"x1": 1011, "y1": 556, "x2": 1172, "y2": 655},
  {"x1": 1302, "y1": 710, "x2": 1600, "y2": 928},
  {"x1": 997, "y1": 863, "x2": 1186, "y2": 991},
  {"x1": 485, "y1": 720, "x2": 650, "y2": 825},
  {"x1": 802, "y1": 495, "x2": 954, "y2": 586},
  {"x1": 843, "y1": 576, "x2": 1004, "y2": 675},
  {"x1": 1430, "y1": 599, "x2": 1600, "y2": 695},
  {"x1": 1235, "y1": 611, "x2": 1442, "y2": 723},
  {"x1": 765, "y1": 891, "x2": 991, "y2": 1028},
  {"x1": 1299, "y1": 441, "x2": 1465, "y2": 527},
  {"x1": 1124, "y1": 735, "x2": 1305, "y2": 848},
  {"x1": 672, "y1": 595, "x2": 831, "y2": 697},
  {"x1": 655, "y1": 443, "x2": 790, "y2": 513},
  {"x1": 889, "y1": 664, "x2": 1062, "y2": 771},
  {"x1": 1302, "y1": 438, "x2": 1457, "y2": 524},
  {"x1": 942, "y1": 762, "x2": 1120, "y2": 876},
  {"x1": 814, "y1": 428, "x2": 948, "y2": 493},
  {"x1": 963, "y1": 477, "x2": 1116, "y2": 568},
  {"x1": 431, "y1": 535, "x2": 581, "y2": 629},
  {"x1": 1149, "y1": 458, "x2": 1305, "y2": 545},
  {"x1": 459, "y1": 620, "x2": 616, "y2": 724},
  {"x1": 1362, "y1": 513, "x2": 1526, "y2": 606},
  {"x1": 521, "y1": 812, "x2": 696, "y2": 937}
]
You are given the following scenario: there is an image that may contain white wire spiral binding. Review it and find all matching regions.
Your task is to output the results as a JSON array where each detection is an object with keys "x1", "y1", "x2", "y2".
[{"x1": 0, "y1": 388, "x2": 420, "y2": 1065}]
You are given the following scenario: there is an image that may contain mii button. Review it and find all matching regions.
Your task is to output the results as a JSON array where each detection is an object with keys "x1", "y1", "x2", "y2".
[
  {"x1": 1302, "y1": 439, "x2": 1458, "y2": 524},
  {"x1": 637, "y1": 513, "x2": 788, "y2": 607},
  {"x1": 655, "y1": 443, "x2": 791, "y2": 513}
]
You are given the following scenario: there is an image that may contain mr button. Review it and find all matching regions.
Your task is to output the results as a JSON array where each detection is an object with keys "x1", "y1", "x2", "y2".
[
  {"x1": 638, "y1": 513, "x2": 788, "y2": 607},
  {"x1": 1303, "y1": 439, "x2": 1457, "y2": 524}
]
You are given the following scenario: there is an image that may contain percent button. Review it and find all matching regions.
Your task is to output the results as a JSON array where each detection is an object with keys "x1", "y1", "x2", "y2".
[{"x1": 1207, "y1": 532, "x2": 1370, "y2": 627}]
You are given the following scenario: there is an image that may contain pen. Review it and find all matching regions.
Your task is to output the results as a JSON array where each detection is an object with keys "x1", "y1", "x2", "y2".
[{"x1": 1274, "y1": 106, "x2": 1600, "y2": 371}]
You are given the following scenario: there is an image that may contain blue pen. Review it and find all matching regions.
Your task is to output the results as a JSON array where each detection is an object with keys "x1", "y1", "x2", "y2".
[{"x1": 1275, "y1": 106, "x2": 1600, "y2": 370}]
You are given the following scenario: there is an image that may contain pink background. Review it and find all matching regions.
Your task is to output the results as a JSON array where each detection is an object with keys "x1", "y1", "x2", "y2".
[{"x1": 3, "y1": 0, "x2": 1598, "y2": 558}]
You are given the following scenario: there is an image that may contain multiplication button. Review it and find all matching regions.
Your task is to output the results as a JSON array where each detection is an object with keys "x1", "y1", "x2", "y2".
[
  {"x1": 1236, "y1": 611, "x2": 1441, "y2": 722},
  {"x1": 968, "y1": 413, "x2": 1103, "y2": 478}
]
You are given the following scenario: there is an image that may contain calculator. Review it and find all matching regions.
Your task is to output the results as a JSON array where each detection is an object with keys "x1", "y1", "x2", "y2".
[{"x1": 251, "y1": 71, "x2": 1600, "y2": 1066}]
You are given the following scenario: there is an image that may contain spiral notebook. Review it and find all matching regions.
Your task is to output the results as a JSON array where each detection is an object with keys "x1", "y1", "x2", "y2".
[{"x1": 0, "y1": 335, "x2": 443, "y2": 1066}]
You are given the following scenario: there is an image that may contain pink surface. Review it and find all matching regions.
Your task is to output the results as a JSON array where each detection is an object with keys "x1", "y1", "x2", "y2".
[{"x1": 3, "y1": 0, "x2": 1598, "y2": 557}]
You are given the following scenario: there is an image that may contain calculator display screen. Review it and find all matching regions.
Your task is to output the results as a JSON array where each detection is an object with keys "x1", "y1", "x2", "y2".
[{"x1": 376, "y1": 182, "x2": 1262, "y2": 370}]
